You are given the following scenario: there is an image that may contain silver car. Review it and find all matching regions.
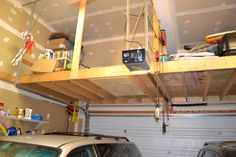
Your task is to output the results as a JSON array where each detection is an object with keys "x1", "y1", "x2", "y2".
[{"x1": 0, "y1": 132, "x2": 142, "y2": 157}]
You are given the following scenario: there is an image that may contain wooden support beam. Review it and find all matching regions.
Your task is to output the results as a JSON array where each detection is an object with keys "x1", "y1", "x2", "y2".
[
  {"x1": 71, "y1": 80, "x2": 117, "y2": 103},
  {"x1": 0, "y1": 71, "x2": 15, "y2": 83},
  {"x1": 203, "y1": 72, "x2": 212, "y2": 101},
  {"x1": 181, "y1": 73, "x2": 188, "y2": 102},
  {"x1": 19, "y1": 71, "x2": 72, "y2": 84},
  {"x1": 220, "y1": 70, "x2": 236, "y2": 100},
  {"x1": 55, "y1": 81, "x2": 103, "y2": 104},
  {"x1": 19, "y1": 65, "x2": 148, "y2": 84},
  {"x1": 129, "y1": 75, "x2": 156, "y2": 102},
  {"x1": 71, "y1": 0, "x2": 87, "y2": 78},
  {"x1": 39, "y1": 82, "x2": 91, "y2": 103},
  {"x1": 152, "y1": 6, "x2": 161, "y2": 53},
  {"x1": 23, "y1": 83, "x2": 76, "y2": 103},
  {"x1": 160, "y1": 56, "x2": 236, "y2": 73}
]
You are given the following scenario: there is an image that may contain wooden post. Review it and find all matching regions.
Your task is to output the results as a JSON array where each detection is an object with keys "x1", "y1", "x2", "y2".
[{"x1": 71, "y1": 0, "x2": 87, "y2": 78}]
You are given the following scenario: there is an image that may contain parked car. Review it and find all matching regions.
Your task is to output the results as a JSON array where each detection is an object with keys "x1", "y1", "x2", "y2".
[
  {"x1": 0, "y1": 132, "x2": 142, "y2": 157},
  {"x1": 197, "y1": 141, "x2": 236, "y2": 157}
]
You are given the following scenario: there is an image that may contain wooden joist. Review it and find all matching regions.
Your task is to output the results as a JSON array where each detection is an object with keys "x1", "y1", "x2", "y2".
[
  {"x1": 56, "y1": 81, "x2": 104, "y2": 104},
  {"x1": 39, "y1": 82, "x2": 92, "y2": 103},
  {"x1": 19, "y1": 65, "x2": 143, "y2": 84},
  {"x1": 0, "y1": 71, "x2": 14, "y2": 83},
  {"x1": 129, "y1": 75, "x2": 157, "y2": 103},
  {"x1": 22, "y1": 83, "x2": 76, "y2": 103},
  {"x1": 71, "y1": 80, "x2": 117, "y2": 103},
  {"x1": 181, "y1": 73, "x2": 188, "y2": 102},
  {"x1": 220, "y1": 70, "x2": 236, "y2": 100},
  {"x1": 203, "y1": 72, "x2": 212, "y2": 101},
  {"x1": 160, "y1": 56, "x2": 236, "y2": 73},
  {"x1": 19, "y1": 71, "x2": 72, "y2": 84}
]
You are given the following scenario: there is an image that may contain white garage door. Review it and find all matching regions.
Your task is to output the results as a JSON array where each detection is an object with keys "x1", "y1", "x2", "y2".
[{"x1": 89, "y1": 114, "x2": 236, "y2": 157}]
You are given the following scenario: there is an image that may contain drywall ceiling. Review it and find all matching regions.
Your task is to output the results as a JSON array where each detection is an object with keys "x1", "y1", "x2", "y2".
[{"x1": 16, "y1": 0, "x2": 236, "y2": 55}]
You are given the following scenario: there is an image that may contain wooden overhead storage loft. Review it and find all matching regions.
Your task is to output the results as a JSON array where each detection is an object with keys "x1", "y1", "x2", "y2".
[
  {"x1": 18, "y1": 56, "x2": 236, "y2": 104},
  {"x1": 15, "y1": 0, "x2": 236, "y2": 105}
]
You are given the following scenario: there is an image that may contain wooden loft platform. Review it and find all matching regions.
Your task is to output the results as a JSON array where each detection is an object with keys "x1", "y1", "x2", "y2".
[
  {"x1": 17, "y1": 56, "x2": 236, "y2": 104},
  {"x1": 12, "y1": 0, "x2": 236, "y2": 105}
]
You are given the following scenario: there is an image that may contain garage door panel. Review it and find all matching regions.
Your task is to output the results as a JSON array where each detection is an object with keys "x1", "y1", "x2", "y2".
[{"x1": 90, "y1": 115, "x2": 236, "y2": 157}]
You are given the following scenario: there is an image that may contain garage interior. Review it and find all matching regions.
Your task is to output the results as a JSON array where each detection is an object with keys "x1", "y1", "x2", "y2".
[{"x1": 0, "y1": 0, "x2": 236, "y2": 157}]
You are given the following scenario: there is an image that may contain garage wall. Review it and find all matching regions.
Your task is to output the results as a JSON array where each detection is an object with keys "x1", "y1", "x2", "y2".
[
  {"x1": 0, "y1": 0, "x2": 53, "y2": 76},
  {"x1": 0, "y1": 80, "x2": 68, "y2": 134},
  {"x1": 89, "y1": 105, "x2": 236, "y2": 157}
]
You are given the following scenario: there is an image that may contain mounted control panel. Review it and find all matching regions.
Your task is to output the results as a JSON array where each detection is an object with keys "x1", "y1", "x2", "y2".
[{"x1": 122, "y1": 49, "x2": 150, "y2": 71}]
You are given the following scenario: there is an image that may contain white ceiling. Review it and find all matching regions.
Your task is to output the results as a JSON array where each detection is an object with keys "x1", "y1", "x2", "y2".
[{"x1": 17, "y1": 0, "x2": 236, "y2": 54}]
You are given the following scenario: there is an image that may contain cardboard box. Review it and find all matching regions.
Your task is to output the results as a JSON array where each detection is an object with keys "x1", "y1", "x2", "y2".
[
  {"x1": 48, "y1": 38, "x2": 72, "y2": 51},
  {"x1": 31, "y1": 59, "x2": 59, "y2": 73}
]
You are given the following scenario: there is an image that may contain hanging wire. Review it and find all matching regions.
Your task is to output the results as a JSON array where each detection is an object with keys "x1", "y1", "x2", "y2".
[{"x1": 123, "y1": 21, "x2": 144, "y2": 49}]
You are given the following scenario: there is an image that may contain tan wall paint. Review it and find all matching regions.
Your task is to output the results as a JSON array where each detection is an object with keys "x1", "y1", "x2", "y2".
[
  {"x1": 0, "y1": 87, "x2": 68, "y2": 134},
  {"x1": 0, "y1": 0, "x2": 52, "y2": 76}
]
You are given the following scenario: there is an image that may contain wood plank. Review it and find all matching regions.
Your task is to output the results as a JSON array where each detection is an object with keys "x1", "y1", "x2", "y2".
[
  {"x1": 39, "y1": 82, "x2": 91, "y2": 103},
  {"x1": 220, "y1": 70, "x2": 236, "y2": 100},
  {"x1": 71, "y1": 80, "x2": 117, "y2": 102},
  {"x1": 19, "y1": 71, "x2": 72, "y2": 84},
  {"x1": 56, "y1": 81, "x2": 104, "y2": 104},
  {"x1": 203, "y1": 72, "x2": 212, "y2": 101},
  {"x1": 71, "y1": 0, "x2": 87, "y2": 78},
  {"x1": 0, "y1": 71, "x2": 15, "y2": 83},
  {"x1": 181, "y1": 73, "x2": 188, "y2": 102},
  {"x1": 18, "y1": 57, "x2": 236, "y2": 84},
  {"x1": 129, "y1": 75, "x2": 156, "y2": 102},
  {"x1": 23, "y1": 83, "x2": 76, "y2": 103},
  {"x1": 160, "y1": 56, "x2": 236, "y2": 73},
  {"x1": 78, "y1": 65, "x2": 143, "y2": 79},
  {"x1": 19, "y1": 65, "x2": 145, "y2": 84}
]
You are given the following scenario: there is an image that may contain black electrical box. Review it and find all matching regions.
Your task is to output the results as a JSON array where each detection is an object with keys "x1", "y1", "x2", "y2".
[{"x1": 122, "y1": 49, "x2": 150, "y2": 71}]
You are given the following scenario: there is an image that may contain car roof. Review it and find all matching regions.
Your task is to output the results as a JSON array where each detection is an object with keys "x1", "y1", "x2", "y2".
[
  {"x1": 203, "y1": 141, "x2": 236, "y2": 151},
  {"x1": 0, "y1": 134, "x2": 131, "y2": 148}
]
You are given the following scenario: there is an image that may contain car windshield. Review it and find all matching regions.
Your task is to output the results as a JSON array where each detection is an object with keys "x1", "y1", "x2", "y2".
[{"x1": 0, "y1": 141, "x2": 60, "y2": 157}]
